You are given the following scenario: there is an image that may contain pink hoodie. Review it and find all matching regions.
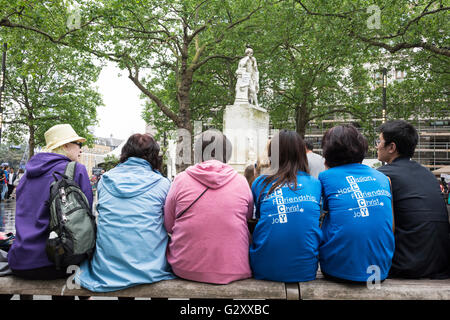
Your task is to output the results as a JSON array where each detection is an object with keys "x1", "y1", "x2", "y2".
[{"x1": 164, "y1": 160, "x2": 253, "y2": 284}]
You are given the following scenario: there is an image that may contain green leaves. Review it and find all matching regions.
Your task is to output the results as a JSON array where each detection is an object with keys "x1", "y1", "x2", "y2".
[
  {"x1": 1, "y1": 0, "x2": 447, "y2": 149},
  {"x1": 0, "y1": 26, "x2": 102, "y2": 156}
]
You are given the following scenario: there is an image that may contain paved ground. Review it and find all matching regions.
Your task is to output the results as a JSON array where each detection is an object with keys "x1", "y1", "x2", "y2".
[
  {"x1": 0, "y1": 198, "x2": 16, "y2": 234},
  {"x1": 9, "y1": 295, "x2": 152, "y2": 300}
]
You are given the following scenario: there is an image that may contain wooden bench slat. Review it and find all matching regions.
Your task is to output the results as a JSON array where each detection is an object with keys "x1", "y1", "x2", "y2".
[
  {"x1": 300, "y1": 278, "x2": 450, "y2": 300},
  {"x1": 300, "y1": 271, "x2": 450, "y2": 300},
  {"x1": 3, "y1": 271, "x2": 450, "y2": 300},
  {"x1": 0, "y1": 276, "x2": 287, "y2": 299}
]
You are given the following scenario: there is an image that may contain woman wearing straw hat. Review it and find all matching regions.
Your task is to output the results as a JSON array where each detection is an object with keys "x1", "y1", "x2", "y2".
[{"x1": 7, "y1": 124, "x2": 93, "y2": 282}]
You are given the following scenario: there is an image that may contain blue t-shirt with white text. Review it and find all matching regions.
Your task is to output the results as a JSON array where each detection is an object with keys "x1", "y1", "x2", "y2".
[
  {"x1": 250, "y1": 172, "x2": 322, "y2": 282},
  {"x1": 319, "y1": 163, "x2": 395, "y2": 282}
]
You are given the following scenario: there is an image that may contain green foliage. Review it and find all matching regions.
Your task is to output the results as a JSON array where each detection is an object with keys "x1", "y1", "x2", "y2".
[
  {"x1": 242, "y1": 2, "x2": 375, "y2": 136},
  {"x1": 0, "y1": 26, "x2": 103, "y2": 156},
  {"x1": 1, "y1": 0, "x2": 448, "y2": 146},
  {"x1": 0, "y1": 144, "x2": 24, "y2": 169},
  {"x1": 99, "y1": 154, "x2": 119, "y2": 171},
  {"x1": 294, "y1": 0, "x2": 449, "y2": 56}
]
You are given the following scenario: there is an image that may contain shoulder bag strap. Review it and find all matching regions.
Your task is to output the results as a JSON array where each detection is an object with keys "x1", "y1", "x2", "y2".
[{"x1": 176, "y1": 187, "x2": 209, "y2": 219}]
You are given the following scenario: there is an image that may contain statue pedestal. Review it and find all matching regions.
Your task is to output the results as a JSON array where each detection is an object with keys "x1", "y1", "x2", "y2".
[{"x1": 223, "y1": 103, "x2": 270, "y2": 173}]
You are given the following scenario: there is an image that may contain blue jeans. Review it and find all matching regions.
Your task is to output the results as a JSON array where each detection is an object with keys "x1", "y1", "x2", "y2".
[{"x1": 1, "y1": 184, "x2": 7, "y2": 200}]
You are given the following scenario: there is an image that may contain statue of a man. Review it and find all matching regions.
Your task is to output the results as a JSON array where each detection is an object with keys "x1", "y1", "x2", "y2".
[{"x1": 235, "y1": 48, "x2": 259, "y2": 107}]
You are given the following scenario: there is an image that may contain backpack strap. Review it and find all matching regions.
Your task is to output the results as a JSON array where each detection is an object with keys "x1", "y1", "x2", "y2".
[
  {"x1": 176, "y1": 187, "x2": 209, "y2": 219},
  {"x1": 64, "y1": 161, "x2": 77, "y2": 181}
]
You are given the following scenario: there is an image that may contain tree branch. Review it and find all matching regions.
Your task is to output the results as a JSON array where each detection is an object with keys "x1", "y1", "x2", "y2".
[
  {"x1": 296, "y1": 0, "x2": 450, "y2": 57},
  {"x1": 124, "y1": 58, "x2": 179, "y2": 126},
  {"x1": 191, "y1": 55, "x2": 240, "y2": 72},
  {"x1": 369, "y1": 6, "x2": 449, "y2": 41},
  {"x1": 296, "y1": 0, "x2": 351, "y2": 20},
  {"x1": 309, "y1": 107, "x2": 356, "y2": 122},
  {"x1": 351, "y1": 31, "x2": 450, "y2": 57},
  {"x1": 209, "y1": 1, "x2": 264, "y2": 45},
  {"x1": 189, "y1": 0, "x2": 212, "y2": 20}
]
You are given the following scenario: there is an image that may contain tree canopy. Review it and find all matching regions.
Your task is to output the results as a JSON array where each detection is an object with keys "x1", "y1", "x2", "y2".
[
  {"x1": 0, "y1": 24, "x2": 102, "y2": 158},
  {"x1": 0, "y1": 0, "x2": 448, "y2": 164}
]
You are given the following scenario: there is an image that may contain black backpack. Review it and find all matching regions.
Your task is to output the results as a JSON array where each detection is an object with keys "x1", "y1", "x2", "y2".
[{"x1": 45, "y1": 161, "x2": 96, "y2": 270}]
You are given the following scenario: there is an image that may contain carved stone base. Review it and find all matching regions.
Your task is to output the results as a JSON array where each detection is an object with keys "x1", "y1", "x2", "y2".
[{"x1": 223, "y1": 103, "x2": 270, "y2": 173}]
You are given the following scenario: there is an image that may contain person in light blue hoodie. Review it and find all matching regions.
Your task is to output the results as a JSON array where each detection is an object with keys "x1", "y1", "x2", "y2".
[{"x1": 76, "y1": 133, "x2": 175, "y2": 292}]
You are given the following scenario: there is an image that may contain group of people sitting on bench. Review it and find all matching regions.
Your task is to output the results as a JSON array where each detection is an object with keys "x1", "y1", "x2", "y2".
[{"x1": 4, "y1": 119, "x2": 450, "y2": 296}]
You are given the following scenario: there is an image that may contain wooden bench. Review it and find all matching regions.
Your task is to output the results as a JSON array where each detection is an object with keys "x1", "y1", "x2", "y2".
[
  {"x1": 0, "y1": 276, "x2": 295, "y2": 300},
  {"x1": 1, "y1": 270, "x2": 449, "y2": 300},
  {"x1": 300, "y1": 271, "x2": 450, "y2": 300}
]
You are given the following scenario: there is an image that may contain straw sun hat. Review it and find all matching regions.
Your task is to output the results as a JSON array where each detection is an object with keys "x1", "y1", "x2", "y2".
[{"x1": 43, "y1": 124, "x2": 86, "y2": 151}]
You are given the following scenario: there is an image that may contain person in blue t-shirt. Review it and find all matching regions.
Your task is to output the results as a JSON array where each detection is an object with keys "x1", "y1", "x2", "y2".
[
  {"x1": 318, "y1": 125, "x2": 395, "y2": 284},
  {"x1": 250, "y1": 130, "x2": 322, "y2": 282}
]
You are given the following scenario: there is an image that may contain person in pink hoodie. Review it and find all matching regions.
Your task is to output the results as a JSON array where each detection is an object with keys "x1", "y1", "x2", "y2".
[{"x1": 164, "y1": 130, "x2": 253, "y2": 284}]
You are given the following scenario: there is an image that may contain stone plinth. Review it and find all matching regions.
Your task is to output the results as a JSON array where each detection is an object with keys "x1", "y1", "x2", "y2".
[{"x1": 223, "y1": 102, "x2": 270, "y2": 173}]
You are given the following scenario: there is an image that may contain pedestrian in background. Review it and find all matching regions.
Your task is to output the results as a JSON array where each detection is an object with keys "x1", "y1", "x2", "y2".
[
  {"x1": 305, "y1": 140, "x2": 325, "y2": 179},
  {"x1": 10, "y1": 168, "x2": 24, "y2": 200},
  {"x1": 0, "y1": 166, "x2": 7, "y2": 202},
  {"x1": 6, "y1": 168, "x2": 17, "y2": 200},
  {"x1": 244, "y1": 164, "x2": 256, "y2": 188}
]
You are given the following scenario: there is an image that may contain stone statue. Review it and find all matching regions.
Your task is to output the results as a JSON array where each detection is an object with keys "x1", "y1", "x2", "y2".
[{"x1": 235, "y1": 48, "x2": 259, "y2": 107}]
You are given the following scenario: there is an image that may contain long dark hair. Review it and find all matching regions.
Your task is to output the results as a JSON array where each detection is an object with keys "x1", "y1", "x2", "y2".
[
  {"x1": 120, "y1": 133, "x2": 162, "y2": 172},
  {"x1": 258, "y1": 130, "x2": 309, "y2": 201}
]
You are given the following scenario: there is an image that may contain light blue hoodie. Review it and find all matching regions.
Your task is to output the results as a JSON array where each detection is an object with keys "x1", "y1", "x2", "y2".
[{"x1": 76, "y1": 157, "x2": 175, "y2": 292}]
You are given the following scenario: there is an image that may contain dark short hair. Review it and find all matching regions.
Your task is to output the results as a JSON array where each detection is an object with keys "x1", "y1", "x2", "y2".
[
  {"x1": 194, "y1": 130, "x2": 232, "y2": 163},
  {"x1": 120, "y1": 133, "x2": 162, "y2": 171},
  {"x1": 322, "y1": 125, "x2": 368, "y2": 168},
  {"x1": 378, "y1": 120, "x2": 418, "y2": 158},
  {"x1": 305, "y1": 140, "x2": 314, "y2": 151}
]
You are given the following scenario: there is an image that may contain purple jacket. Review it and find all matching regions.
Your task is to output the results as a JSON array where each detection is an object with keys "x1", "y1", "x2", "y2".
[{"x1": 8, "y1": 153, "x2": 93, "y2": 270}]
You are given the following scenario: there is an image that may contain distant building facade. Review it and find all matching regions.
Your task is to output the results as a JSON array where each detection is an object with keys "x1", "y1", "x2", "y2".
[{"x1": 79, "y1": 135, "x2": 123, "y2": 175}]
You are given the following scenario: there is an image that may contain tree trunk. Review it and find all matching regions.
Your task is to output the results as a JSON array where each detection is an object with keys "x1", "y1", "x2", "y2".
[
  {"x1": 28, "y1": 125, "x2": 35, "y2": 159},
  {"x1": 175, "y1": 67, "x2": 194, "y2": 173},
  {"x1": 295, "y1": 103, "x2": 309, "y2": 139},
  {"x1": 23, "y1": 78, "x2": 35, "y2": 159}
]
